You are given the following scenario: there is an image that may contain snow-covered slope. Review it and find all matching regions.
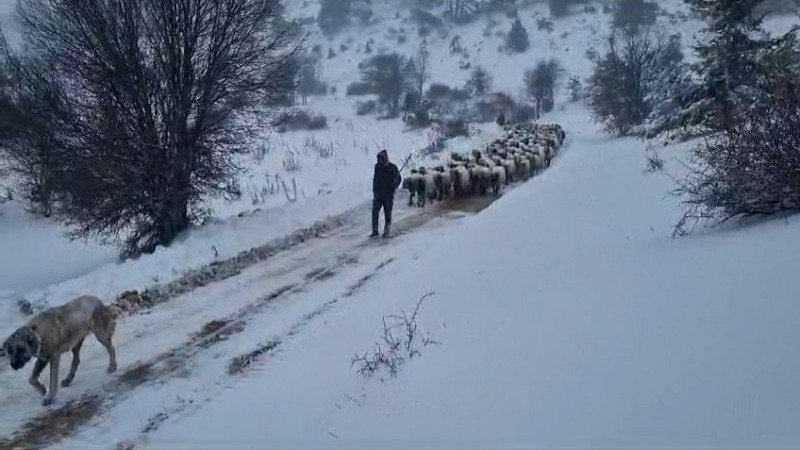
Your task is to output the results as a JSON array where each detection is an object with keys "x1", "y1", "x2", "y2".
[
  {"x1": 2, "y1": 1, "x2": 800, "y2": 447},
  {"x1": 52, "y1": 104, "x2": 800, "y2": 448}
]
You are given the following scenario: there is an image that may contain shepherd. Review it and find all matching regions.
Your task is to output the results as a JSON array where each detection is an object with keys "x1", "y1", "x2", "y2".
[{"x1": 371, "y1": 149, "x2": 402, "y2": 238}]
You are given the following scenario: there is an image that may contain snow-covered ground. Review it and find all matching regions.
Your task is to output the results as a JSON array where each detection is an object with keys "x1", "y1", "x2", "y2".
[
  {"x1": 2, "y1": 0, "x2": 800, "y2": 447},
  {"x1": 19, "y1": 104, "x2": 797, "y2": 449}
]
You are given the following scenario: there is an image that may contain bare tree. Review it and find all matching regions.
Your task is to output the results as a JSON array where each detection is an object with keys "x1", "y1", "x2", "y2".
[
  {"x1": 359, "y1": 52, "x2": 411, "y2": 117},
  {"x1": 410, "y1": 40, "x2": 430, "y2": 105},
  {"x1": 446, "y1": 0, "x2": 481, "y2": 23},
  {"x1": 0, "y1": 32, "x2": 70, "y2": 218},
  {"x1": 587, "y1": 29, "x2": 673, "y2": 135},
  {"x1": 8, "y1": 0, "x2": 300, "y2": 258},
  {"x1": 524, "y1": 58, "x2": 563, "y2": 118}
]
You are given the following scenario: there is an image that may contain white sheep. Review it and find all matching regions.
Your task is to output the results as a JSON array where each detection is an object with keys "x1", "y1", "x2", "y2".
[
  {"x1": 431, "y1": 166, "x2": 452, "y2": 200},
  {"x1": 449, "y1": 164, "x2": 471, "y2": 198},
  {"x1": 490, "y1": 165, "x2": 507, "y2": 195},
  {"x1": 502, "y1": 158, "x2": 516, "y2": 183}
]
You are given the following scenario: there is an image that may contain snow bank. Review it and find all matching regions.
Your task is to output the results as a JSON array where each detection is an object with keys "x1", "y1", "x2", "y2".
[
  {"x1": 145, "y1": 106, "x2": 800, "y2": 447},
  {"x1": 0, "y1": 201, "x2": 117, "y2": 294}
]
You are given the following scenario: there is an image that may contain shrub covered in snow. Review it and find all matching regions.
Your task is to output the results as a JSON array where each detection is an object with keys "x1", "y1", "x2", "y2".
[
  {"x1": 356, "y1": 100, "x2": 377, "y2": 116},
  {"x1": 345, "y1": 81, "x2": 372, "y2": 96},
  {"x1": 271, "y1": 110, "x2": 328, "y2": 133},
  {"x1": 358, "y1": 53, "x2": 412, "y2": 116},
  {"x1": 465, "y1": 65, "x2": 493, "y2": 97},
  {"x1": 317, "y1": 0, "x2": 351, "y2": 36}
]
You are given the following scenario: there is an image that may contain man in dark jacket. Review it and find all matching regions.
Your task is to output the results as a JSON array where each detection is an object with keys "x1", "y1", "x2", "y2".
[{"x1": 371, "y1": 149, "x2": 402, "y2": 238}]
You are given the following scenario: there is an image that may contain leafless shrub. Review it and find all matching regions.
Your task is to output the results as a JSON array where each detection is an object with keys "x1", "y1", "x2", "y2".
[
  {"x1": 672, "y1": 69, "x2": 800, "y2": 237},
  {"x1": 644, "y1": 147, "x2": 665, "y2": 174},
  {"x1": 282, "y1": 149, "x2": 302, "y2": 172},
  {"x1": 271, "y1": 110, "x2": 328, "y2": 132},
  {"x1": 248, "y1": 173, "x2": 280, "y2": 205},
  {"x1": 253, "y1": 141, "x2": 273, "y2": 162},
  {"x1": 304, "y1": 136, "x2": 336, "y2": 159},
  {"x1": 350, "y1": 291, "x2": 439, "y2": 379},
  {"x1": 275, "y1": 174, "x2": 298, "y2": 203}
]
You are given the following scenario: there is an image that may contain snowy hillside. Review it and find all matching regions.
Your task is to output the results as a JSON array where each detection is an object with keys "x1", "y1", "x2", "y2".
[
  {"x1": 1, "y1": 0, "x2": 800, "y2": 448},
  {"x1": 19, "y1": 103, "x2": 800, "y2": 449}
]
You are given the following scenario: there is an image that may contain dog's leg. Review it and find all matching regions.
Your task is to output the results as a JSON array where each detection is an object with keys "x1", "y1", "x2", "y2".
[
  {"x1": 60, "y1": 338, "x2": 84, "y2": 387},
  {"x1": 42, "y1": 355, "x2": 59, "y2": 406},
  {"x1": 91, "y1": 305, "x2": 118, "y2": 373},
  {"x1": 95, "y1": 332, "x2": 117, "y2": 374},
  {"x1": 28, "y1": 358, "x2": 47, "y2": 396}
]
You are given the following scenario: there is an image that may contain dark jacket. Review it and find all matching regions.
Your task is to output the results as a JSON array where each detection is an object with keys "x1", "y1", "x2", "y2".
[{"x1": 373, "y1": 161, "x2": 402, "y2": 199}]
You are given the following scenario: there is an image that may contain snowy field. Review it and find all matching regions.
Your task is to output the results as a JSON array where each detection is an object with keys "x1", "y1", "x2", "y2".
[
  {"x1": 1, "y1": 0, "x2": 800, "y2": 448},
  {"x1": 16, "y1": 104, "x2": 797, "y2": 449}
]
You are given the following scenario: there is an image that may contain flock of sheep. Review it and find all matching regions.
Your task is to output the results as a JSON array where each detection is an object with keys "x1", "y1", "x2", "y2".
[{"x1": 403, "y1": 122, "x2": 566, "y2": 207}]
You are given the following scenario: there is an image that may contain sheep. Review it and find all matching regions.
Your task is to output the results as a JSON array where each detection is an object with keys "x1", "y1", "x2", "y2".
[
  {"x1": 403, "y1": 169, "x2": 426, "y2": 207},
  {"x1": 467, "y1": 163, "x2": 492, "y2": 196},
  {"x1": 502, "y1": 158, "x2": 516, "y2": 183},
  {"x1": 431, "y1": 166, "x2": 452, "y2": 200},
  {"x1": 417, "y1": 167, "x2": 438, "y2": 207},
  {"x1": 450, "y1": 165, "x2": 471, "y2": 198},
  {"x1": 450, "y1": 152, "x2": 465, "y2": 162},
  {"x1": 517, "y1": 158, "x2": 532, "y2": 180},
  {"x1": 490, "y1": 165, "x2": 506, "y2": 195}
]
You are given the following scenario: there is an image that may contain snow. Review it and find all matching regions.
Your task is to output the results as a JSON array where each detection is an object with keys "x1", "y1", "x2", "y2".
[
  {"x1": 3, "y1": 1, "x2": 800, "y2": 448},
  {"x1": 47, "y1": 103, "x2": 797, "y2": 448},
  {"x1": 0, "y1": 201, "x2": 118, "y2": 295}
]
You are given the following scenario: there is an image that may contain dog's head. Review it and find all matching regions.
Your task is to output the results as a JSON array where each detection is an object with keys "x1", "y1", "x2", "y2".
[{"x1": 2, "y1": 327, "x2": 39, "y2": 371}]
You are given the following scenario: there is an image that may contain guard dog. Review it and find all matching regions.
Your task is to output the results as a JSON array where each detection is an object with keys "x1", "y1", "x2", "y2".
[{"x1": 2, "y1": 295, "x2": 117, "y2": 406}]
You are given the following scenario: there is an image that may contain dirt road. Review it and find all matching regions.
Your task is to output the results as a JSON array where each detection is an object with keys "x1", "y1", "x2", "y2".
[{"x1": 0, "y1": 193, "x2": 500, "y2": 450}]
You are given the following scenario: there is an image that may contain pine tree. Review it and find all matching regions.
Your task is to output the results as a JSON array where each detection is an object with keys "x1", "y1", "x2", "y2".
[
  {"x1": 506, "y1": 18, "x2": 530, "y2": 53},
  {"x1": 673, "y1": 0, "x2": 774, "y2": 134}
]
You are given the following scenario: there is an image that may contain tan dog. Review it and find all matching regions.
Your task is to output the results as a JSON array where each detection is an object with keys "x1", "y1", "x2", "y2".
[{"x1": 2, "y1": 295, "x2": 117, "y2": 406}]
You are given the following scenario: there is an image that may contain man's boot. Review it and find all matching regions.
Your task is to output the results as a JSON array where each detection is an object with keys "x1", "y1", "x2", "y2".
[
  {"x1": 382, "y1": 224, "x2": 391, "y2": 238},
  {"x1": 369, "y1": 229, "x2": 379, "y2": 238}
]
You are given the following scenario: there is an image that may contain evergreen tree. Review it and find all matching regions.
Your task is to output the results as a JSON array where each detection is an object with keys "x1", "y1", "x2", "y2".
[
  {"x1": 506, "y1": 18, "x2": 530, "y2": 53},
  {"x1": 673, "y1": 0, "x2": 775, "y2": 134}
]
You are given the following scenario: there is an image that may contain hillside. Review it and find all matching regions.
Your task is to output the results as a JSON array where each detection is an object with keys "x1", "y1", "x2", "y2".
[
  {"x1": 41, "y1": 103, "x2": 800, "y2": 449},
  {"x1": 1, "y1": 0, "x2": 800, "y2": 447}
]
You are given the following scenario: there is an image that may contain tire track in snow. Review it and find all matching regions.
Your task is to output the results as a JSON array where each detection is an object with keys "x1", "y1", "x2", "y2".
[{"x1": 1, "y1": 195, "x2": 497, "y2": 450}]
